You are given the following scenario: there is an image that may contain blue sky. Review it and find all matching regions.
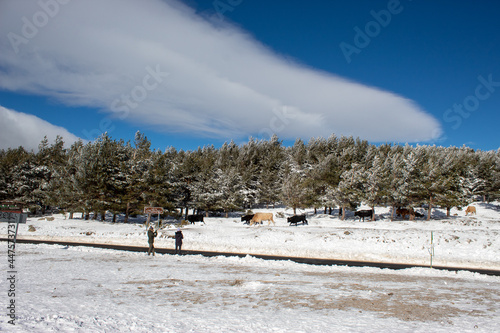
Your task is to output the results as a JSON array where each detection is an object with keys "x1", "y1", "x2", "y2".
[{"x1": 1, "y1": 0, "x2": 499, "y2": 152}]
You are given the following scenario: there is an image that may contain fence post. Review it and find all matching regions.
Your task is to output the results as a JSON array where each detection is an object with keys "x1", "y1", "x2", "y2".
[{"x1": 428, "y1": 231, "x2": 435, "y2": 268}]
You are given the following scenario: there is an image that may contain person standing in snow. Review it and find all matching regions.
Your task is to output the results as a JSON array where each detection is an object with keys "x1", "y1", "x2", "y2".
[
  {"x1": 147, "y1": 226, "x2": 158, "y2": 256},
  {"x1": 175, "y1": 228, "x2": 183, "y2": 255}
]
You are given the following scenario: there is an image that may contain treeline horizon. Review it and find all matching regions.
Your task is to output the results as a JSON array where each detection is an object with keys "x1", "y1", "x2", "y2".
[{"x1": 1, "y1": 131, "x2": 499, "y2": 222}]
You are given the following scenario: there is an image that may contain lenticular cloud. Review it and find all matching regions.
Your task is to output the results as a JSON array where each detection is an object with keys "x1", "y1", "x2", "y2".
[{"x1": 0, "y1": 0, "x2": 442, "y2": 143}]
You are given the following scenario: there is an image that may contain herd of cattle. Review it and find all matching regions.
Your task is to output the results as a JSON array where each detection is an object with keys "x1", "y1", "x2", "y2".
[
  {"x1": 184, "y1": 205, "x2": 477, "y2": 226},
  {"x1": 240, "y1": 213, "x2": 308, "y2": 226},
  {"x1": 185, "y1": 212, "x2": 308, "y2": 226}
]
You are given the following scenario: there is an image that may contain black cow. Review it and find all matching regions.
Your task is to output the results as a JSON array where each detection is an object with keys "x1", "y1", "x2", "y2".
[
  {"x1": 241, "y1": 214, "x2": 255, "y2": 225},
  {"x1": 187, "y1": 214, "x2": 204, "y2": 224},
  {"x1": 287, "y1": 214, "x2": 308, "y2": 226},
  {"x1": 414, "y1": 211, "x2": 425, "y2": 218},
  {"x1": 354, "y1": 209, "x2": 373, "y2": 222}
]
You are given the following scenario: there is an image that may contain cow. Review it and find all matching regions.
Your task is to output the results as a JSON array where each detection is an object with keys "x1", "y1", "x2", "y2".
[
  {"x1": 354, "y1": 209, "x2": 373, "y2": 222},
  {"x1": 287, "y1": 214, "x2": 308, "y2": 226},
  {"x1": 396, "y1": 208, "x2": 415, "y2": 220},
  {"x1": 465, "y1": 206, "x2": 476, "y2": 215},
  {"x1": 187, "y1": 214, "x2": 204, "y2": 224},
  {"x1": 250, "y1": 212, "x2": 275, "y2": 226},
  {"x1": 414, "y1": 211, "x2": 425, "y2": 218},
  {"x1": 241, "y1": 214, "x2": 255, "y2": 225}
]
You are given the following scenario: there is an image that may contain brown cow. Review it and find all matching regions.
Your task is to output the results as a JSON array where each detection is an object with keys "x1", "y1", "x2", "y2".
[
  {"x1": 465, "y1": 206, "x2": 476, "y2": 215},
  {"x1": 396, "y1": 208, "x2": 415, "y2": 220},
  {"x1": 250, "y1": 212, "x2": 275, "y2": 226}
]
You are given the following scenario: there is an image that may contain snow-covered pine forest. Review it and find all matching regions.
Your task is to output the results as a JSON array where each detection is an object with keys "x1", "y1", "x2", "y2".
[{"x1": 1, "y1": 132, "x2": 499, "y2": 220}]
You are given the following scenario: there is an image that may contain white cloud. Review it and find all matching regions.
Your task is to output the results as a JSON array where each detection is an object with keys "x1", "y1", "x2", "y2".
[
  {"x1": 0, "y1": 106, "x2": 82, "y2": 151},
  {"x1": 0, "y1": 0, "x2": 442, "y2": 143}
]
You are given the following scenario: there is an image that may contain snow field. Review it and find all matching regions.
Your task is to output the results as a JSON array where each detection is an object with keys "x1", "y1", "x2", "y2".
[
  {"x1": 4, "y1": 202, "x2": 499, "y2": 270},
  {"x1": 1, "y1": 244, "x2": 499, "y2": 332}
]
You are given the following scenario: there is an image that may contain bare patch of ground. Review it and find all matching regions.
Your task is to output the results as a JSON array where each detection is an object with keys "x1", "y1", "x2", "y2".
[{"x1": 135, "y1": 265, "x2": 500, "y2": 323}]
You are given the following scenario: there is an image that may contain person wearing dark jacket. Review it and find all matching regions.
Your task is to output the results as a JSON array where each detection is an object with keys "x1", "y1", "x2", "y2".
[
  {"x1": 147, "y1": 226, "x2": 158, "y2": 256},
  {"x1": 175, "y1": 228, "x2": 183, "y2": 255}
]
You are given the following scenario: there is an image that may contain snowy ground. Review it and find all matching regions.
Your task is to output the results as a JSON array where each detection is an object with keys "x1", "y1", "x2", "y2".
[
  {"x1": 1, "y1": 202, "x2": 499, "y2": 331},
  {"x1": 5, "y1": 202, "x2": 500, "y2": 269},
  {"x1": 1, "y1": 244, "x2": 499, "y2": 332}
]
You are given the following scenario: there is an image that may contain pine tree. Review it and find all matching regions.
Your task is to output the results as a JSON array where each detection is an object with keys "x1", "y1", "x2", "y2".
[
  {"x1": 11, "y1": 153, "x2": 51, "y2": 214},
  {"x1": 237, "y1": 137, "x2": 261, "y2": 208},
  {"x1": 336, "y1": 163, "x2": 366, "y2": 220},
  {"x1": 217, "y1": 167, "x2": 243, "y2": 217},
  {"x1": 44, "y1": 136, "x2": 70, "y2": 211},
  {"x1": 216, "y1": 141, "x2": 244, "y2": 216},
  {"x1": 106, "y1": 139, "x2": 131, "y2": 222},
  {"x1": 315, "y1": 135, "x2": 342, "y2": 214},
  {"x1": 69, "y1": 134, "x2": 124, "y2": 220},
  {"x1": 386, "y1": 146, "x2": 406, "y2": 220},
  {"x1": 61, "y1": 140, "x2": 86, "y2": 218},
  {"x1": 436, "y1": 147, "x2": 468, "y2": 216},
  {"x1": 418, "y1": 146, "x2": 446, "y2": 220},
  {"x1": 174, "y1": 149, "x2": 199, "y2": 217},
  {"x1": 190, "y1": 145, "x2": 218, "y2": 215},
  {"x1": 257, "y1": 135, "x2": 284, "y2": 208},
  {"x1": 477, "y1": 150, "x2": 499, "y2": 202},
  {"x1": 120, "y1": 132, "x2": 154, "y2": 222},
  {"x1": 363, "y1": 146, "x2": 391, "y2": 220},
  {"x1": 8, "y1": 137, "x2": 68, "y2": 214},
  {"x1": 0, "y1": 147, "x2": 31, "y2": 202}
]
